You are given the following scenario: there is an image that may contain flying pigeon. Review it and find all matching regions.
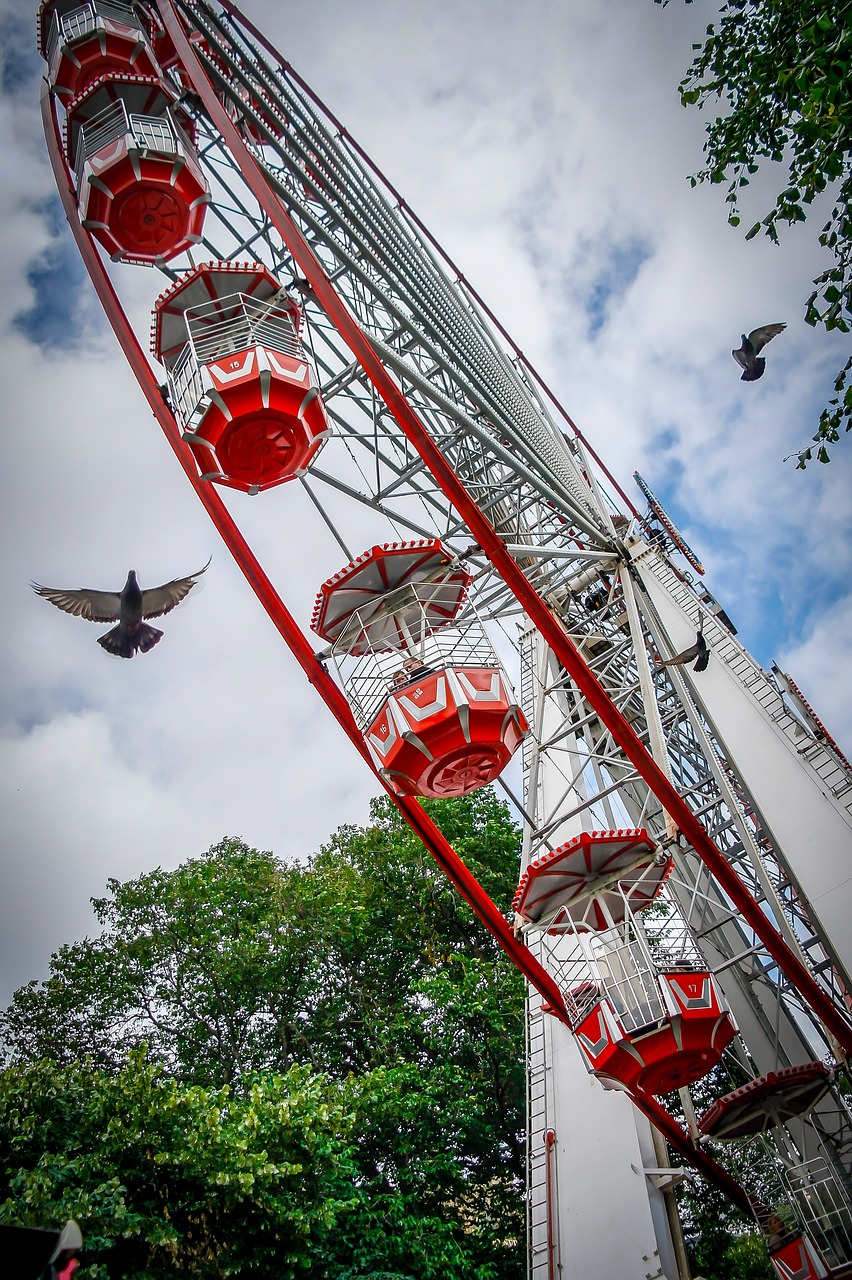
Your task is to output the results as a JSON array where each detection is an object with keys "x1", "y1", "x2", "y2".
[
  {"x1": 732, "y1": 323, "x2": 786, "y2": 381},
  {"x1": 32, "y1": 560, "x2": 210, "y2": 658},
  {"x1": 660, "y1": 630, "x2": 709, "y2": 673}
]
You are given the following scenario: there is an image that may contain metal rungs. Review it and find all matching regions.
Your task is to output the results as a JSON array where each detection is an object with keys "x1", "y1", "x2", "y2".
[{"x1": 697, "y1": 585, "x2": 851, "y2": 797}]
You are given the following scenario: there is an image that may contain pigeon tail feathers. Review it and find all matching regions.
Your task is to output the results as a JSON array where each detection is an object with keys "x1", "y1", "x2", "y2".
[
  {"x1": 137, "y1": 624, "x2": 164, "y2": 653},
  {"x1": 740, "y1": 357, "x2": 765, "y2": 382},
  {"x1": 98, "y1": 623, "x2": 163, "y2": 658}
]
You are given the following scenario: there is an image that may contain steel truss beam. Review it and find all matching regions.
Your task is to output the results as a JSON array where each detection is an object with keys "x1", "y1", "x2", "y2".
[{"x1": 43, "y1": 0, "x2": 852, "y2": 1244}]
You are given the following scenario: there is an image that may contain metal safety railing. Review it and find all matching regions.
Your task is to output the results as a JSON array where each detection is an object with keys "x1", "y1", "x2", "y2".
[
  {"x1": 594, "y1": 934, "x2": 667, "y2": 1033},
  {"x1": 332, "y1": 596, "x2": 504, "y2": 730},
  {"x1": 164, "y1": 293, "x2": 305, "y2": 427},
  {"x1": 184, "y1": 294, "x2": 302, "y2": 365},
  {"x1": 74, "y1": 101, "x2": 195, "y2": 189},
  {"x1": 46, "y1": 1, "x2": 142, "y2": 68},
  {"x1": 783, "y1": 1157, "x2": 852, "y2": 1268},
  {"x1": 168, "y1": 342, "x2": 206, "y2": 429}
]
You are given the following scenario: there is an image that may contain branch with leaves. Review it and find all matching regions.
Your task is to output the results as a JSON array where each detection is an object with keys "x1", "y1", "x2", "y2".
[{"x1": 657, "y1": 0, "x2": 851, "y2": 465}]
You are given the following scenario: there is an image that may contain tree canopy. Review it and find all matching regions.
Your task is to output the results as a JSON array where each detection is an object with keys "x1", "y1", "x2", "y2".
[
  {"x1": 657, "y1": 0, "x2": 851, "y2": 465},
  {"x1": 0, "y1": 1054, "x2": 358, "y2": 1279},
  {"x1": 0, "y1": 789, "x2": 776, "y2": 1279},
  {"x1": 0, "y1": 792, "x2": 527, "y2": 1279}
]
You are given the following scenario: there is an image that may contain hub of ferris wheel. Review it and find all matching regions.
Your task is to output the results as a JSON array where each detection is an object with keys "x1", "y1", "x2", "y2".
[{"x1": 37, "y1": 1, "x2": 852, "y2": 1275}]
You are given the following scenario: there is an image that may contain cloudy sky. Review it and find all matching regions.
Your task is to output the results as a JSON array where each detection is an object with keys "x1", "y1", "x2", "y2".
[{"x1": 0, "y1": 0, "x2": 849, "y2": 1009}]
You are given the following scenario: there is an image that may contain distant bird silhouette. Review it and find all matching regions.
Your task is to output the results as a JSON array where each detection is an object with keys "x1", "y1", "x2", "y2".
[
  {"x1": 32, "y1": 560, "x2": 210, "y2": 658},
  {"x1": 660, "y1": 630, "x2": 709, "y2": 673},
  {"x1": 732, "y1": 323, "x2": 786, "y2": 381}
]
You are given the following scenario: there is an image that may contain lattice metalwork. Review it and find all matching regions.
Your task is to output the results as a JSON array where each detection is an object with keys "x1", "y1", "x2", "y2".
[{"x1": 44, "y1": 0, "x2": 852, "y2": 1270}]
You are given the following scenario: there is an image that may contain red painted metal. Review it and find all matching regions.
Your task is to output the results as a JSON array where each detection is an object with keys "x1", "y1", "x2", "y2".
[
  {"x1": 634, "y1": 1091, "x2": 754, "y2": 1218},
  {"x1": 513, "y1": 827, "x2": 671, "y2": 931},
  {"x1": 573, "y1": 985, "x2": 737, "y2": 1095},
  {"x1": 366, "y1": 666, "x2": 528, "y2": 798},
  {"x1": 215, "y1": 0, "x2": 640, "y2": 522},
  {"x1": 41, "y1": 75, "x2": 570, "y2": 1035},
  {"x1": 40, "y1": 59, "x2": 759, "y2": 1228},
  {"x1": 769, "y1": 1234, "x2": 829, "y2": 1278},
  {"x1": 544, "y1": 1128, "x2": 556, "y2": 1280},
  {"x1": 151, "y1": 260, "x2": 327, "y2": 490},
  {"x1": 311, "y1": 540, "x2": 470, "y2": 653},
  {"x1": 37, "y1": 35, "x2": 800, "y2": 1219},
  {"x1": 44, "y1": 17, "x2": 160, "y2": 103},
  {"x1": 67, "y1": 73, "x2": 207, "y2": 263},
  {"x1": 159, "y1": 0, "x2": 852, "y2": 1060},
  {"x1": 699, "y1": 1062, "x2": 833, "y2": 1141}
]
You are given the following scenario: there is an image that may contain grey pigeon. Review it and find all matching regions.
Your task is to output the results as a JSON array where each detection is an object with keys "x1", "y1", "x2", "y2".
[
  {"x1": 660, "y1": 630, "x2": 709, "y2": 673},
  {"x1": 732, "y1": 323, "x2": 786, "y2": 381},
  {"x1": 32, "y1": 560, "x2": 210, "y2": 658}
]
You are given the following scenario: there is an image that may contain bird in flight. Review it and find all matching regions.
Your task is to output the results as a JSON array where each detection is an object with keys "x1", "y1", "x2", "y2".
[
  {"x1": 660, "y1": 630, "x2": 709, "y2": 673},
  {"x1": 732, "y1": 323, "x2": 786, "y2": 381},
  {"x1": 32, "y1": 560, "x2": 210, "y2": 658}
]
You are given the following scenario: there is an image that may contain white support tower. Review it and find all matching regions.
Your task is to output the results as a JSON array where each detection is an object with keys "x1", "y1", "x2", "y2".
[{"x1": 40, "y1": 2, "x2": 852, "y2": 1276}]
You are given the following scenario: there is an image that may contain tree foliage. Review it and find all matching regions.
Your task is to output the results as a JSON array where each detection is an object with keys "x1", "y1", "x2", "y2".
[
  {"x1": 667, "y1": 1062, "x2": 777, "y2": 1279},
  {"x1": 657, "y1": 0, "x2": 852, "y2": 465},
  {"x1": 0, "y1": 791, "x2": 526, "y2": 1279},
  {"x1": 0, "y1": 1053, "x2": 357, "y2": 1279}
]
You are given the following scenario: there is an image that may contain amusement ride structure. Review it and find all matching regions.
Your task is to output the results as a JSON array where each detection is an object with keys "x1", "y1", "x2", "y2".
[{"x1": 36, "y1": 2, "x2": 852, "y2": 1275}]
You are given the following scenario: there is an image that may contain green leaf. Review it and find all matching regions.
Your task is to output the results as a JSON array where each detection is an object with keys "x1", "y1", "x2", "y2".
[
  {"x1": 0, "y1": 796, "x2": 529, "y2": 1278},
  {"x1": 664, "y1": 0, "x2": 852, "y2": 466}
]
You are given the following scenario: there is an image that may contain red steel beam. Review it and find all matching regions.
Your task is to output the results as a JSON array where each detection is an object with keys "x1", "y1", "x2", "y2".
[
  {"x1": 160, "y1": 0, "x2": 852, "y2": 1059},
  {"x1": 35, "y1": 30, "x2": 810, "y2": 1216},
  {"x1": 40, "y1": 79, "x2": 571, "y2": 1028},
  {"x1": 632, "y1": 1091, "x2": 754, "y2": 1217},
  {"x1": 216, "y1": 0, "x2": 639, "y2": 521}
]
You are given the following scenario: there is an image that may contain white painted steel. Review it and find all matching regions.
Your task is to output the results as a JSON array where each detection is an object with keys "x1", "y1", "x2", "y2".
[
  {"x1": 632, "y1": 540, "x2": 852, "y2": 989},
  {"x1": 527, "y1": 947, "x2": 679, "y2": 1280},
  {"x1": 64, "y1": 3, "x2": 852, "y2": 1268}
]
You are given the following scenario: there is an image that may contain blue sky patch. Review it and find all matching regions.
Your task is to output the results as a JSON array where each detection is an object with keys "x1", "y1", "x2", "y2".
[
  {"x1": 13, "y1": 197, "x2": 89, "y2": 352},
  {"x1": 0, "y1": 12, "x2": 41, "y2": 100},
  {"x1": 583, "y1": 236, "x2": 652, "y2": 337}
]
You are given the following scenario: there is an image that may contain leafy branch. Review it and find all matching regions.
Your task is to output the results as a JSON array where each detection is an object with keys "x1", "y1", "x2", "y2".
[{"x1": 657, "y1": 0, "x2": 852, "y2": 464}]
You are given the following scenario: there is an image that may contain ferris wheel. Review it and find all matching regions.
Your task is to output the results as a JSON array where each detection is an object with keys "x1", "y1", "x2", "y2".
[{"x1": 37, "y1": 2, "x2": 852, "y2": 1276}]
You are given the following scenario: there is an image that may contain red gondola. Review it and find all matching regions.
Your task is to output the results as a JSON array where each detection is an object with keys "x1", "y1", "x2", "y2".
[
  {"x1": 513, "y1": 829, "x2": 672, "y2": 932},
  {"x1": 314, "y1": 542, "x2": 528, "y2": 797},
  {"x1": 699, "y1": 1062, "x2": 833, "y2": 1140},
  {"x1": 66, "y1": 73, "x2": 208, "y2": 263},
  {"x1": 38, "y1": 0, "x2": 161, "y2": 102},
  {"x1": 311, "y1": 541, "x2": 470, "y2": 653},
  {"x1": 571, "y1": 969, "x2": 738, "y2": 1095},
  {"x1": 152, "y1": 262, "x2": 330, "y2": 491},
  {"x1": 365, "y1": 664, "x2": 528, "y2": 797}
]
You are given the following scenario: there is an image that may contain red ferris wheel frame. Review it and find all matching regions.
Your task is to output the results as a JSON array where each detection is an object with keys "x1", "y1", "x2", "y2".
[{"x1": 39, "y1": 0, "x2": 851, "y2": 1213}]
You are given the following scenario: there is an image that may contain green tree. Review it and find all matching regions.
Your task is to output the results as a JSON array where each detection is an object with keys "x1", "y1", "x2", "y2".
[
  {"x1": 657, "y1": 0, "x2": 852, "y2": 465},
  {"x1": 0, "y1": 791, "x2": 526, "y2": 1279},
  {"x1": 666, "y1": 1062, "x2": 778, "y2": 1279},
  {"x1": 0, "y1": 839, "x2": 322, "y2": 1085},
  {"x1": 0, "y1": 1051, "x2": 357, "y2": 1279}
]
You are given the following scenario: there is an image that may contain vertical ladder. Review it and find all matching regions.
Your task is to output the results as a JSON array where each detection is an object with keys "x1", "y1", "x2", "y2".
[{"x1": 527, "y1": 943, "x2": 554, "y2": 1280}]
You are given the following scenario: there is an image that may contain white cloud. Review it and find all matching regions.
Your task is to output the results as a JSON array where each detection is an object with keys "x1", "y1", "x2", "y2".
[
  {"x1": 779, "y1": 593, "x2": 852, "y2": 759},
  {"x1": 0, "y1": 0, "x2": 849, "y2": 1007}
]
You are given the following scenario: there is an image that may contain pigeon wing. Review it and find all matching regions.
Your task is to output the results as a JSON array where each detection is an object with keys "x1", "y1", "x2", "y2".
[
  {"x1": 661, "y1": 632, "x2": 703, "y2": 667},
  {"x1": 141, "y1": 558, "x2": 211, "y2": 620},
  {"x1": 661, "y1": 646, "x2": 697, "y2": 667},
  {"x1": 747, "y1": 323, "x2": 786, "y2": 355},
  {"x1": 732, "y1": 346, "x2": 750, "y2": 370},
  {"x1": 31, "y1": 584, "x2": 123, "y2": 622}
]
